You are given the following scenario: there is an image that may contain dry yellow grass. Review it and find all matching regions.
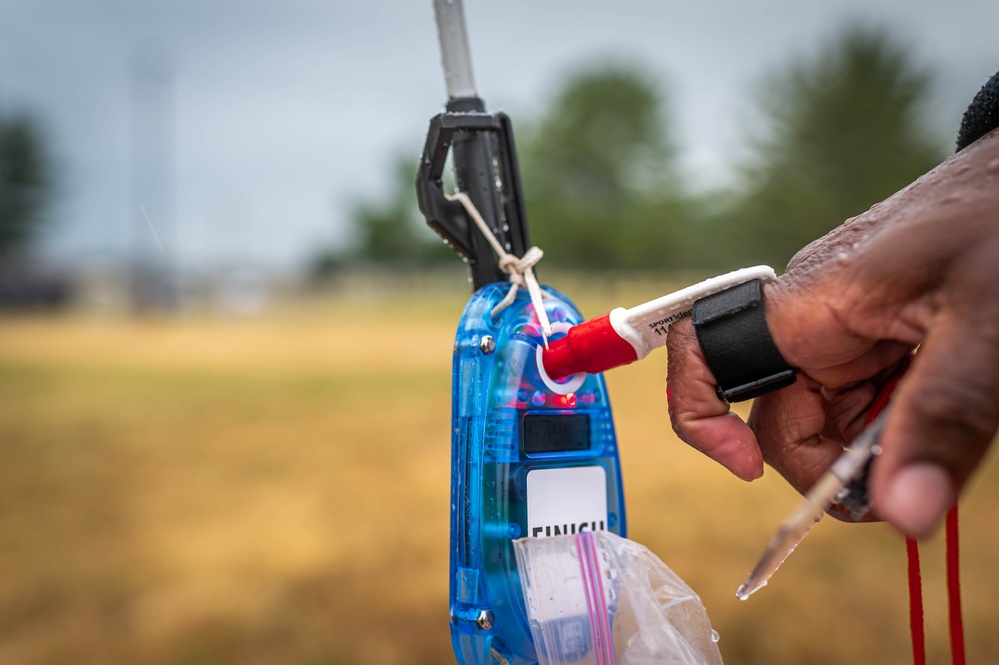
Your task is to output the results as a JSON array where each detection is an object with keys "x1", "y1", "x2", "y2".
[{"x1": 0, "y1": 286, "x2": 997, "y2": 664}]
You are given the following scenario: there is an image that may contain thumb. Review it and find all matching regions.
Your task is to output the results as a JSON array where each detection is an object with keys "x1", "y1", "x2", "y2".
[{"x1": 872, "y1": 311, "x2": 999, "y2": 538}]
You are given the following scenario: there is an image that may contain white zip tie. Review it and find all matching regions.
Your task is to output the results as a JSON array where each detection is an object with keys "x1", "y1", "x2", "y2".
[{"x1": 446, "y1": 192, "x2": 553, "y2": 347}]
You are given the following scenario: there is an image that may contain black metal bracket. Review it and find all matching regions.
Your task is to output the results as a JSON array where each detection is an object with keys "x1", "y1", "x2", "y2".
[{"x1": 416, "y1": 96, "x2": 532, "y2": 290}]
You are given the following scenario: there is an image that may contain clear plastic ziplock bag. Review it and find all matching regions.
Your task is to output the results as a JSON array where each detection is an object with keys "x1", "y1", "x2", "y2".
[{"x1": 513, "y1": 531, "x2": 723, "y2": 665}]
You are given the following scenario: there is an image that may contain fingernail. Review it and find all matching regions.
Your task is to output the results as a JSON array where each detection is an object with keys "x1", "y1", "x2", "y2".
[{"x1": 884, "y1": 463, "x2": 954, "y2": 538}]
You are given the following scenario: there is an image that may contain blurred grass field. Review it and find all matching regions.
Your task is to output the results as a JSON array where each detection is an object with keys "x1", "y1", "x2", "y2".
[{"x1": 0, "y1": 281, "x2": 997, "y2": 665}]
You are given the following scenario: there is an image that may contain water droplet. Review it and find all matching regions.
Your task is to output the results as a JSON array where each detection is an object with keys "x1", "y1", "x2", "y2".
[
  {"x1": 736, "y1": 579, "x2": 767, "y2": 601},
  {"x1": 531, "y1": 391, "x2": 546, "y2": 406},
  {"x1": 711, "y1": 630, "x2": 720, "y2": 643}
]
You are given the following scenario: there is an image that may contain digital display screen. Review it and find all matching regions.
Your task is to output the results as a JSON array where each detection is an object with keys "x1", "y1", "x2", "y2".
[{"x1": 522, "y1": 413, "x2": 590, "y2": 454}]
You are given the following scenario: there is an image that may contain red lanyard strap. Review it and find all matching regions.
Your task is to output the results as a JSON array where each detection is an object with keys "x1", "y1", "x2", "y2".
[{"x1": 866, "y1": 362, "x2": 965, "y2": 665}]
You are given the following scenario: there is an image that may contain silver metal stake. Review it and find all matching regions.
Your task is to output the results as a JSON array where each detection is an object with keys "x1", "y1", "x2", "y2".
[{"x1": 433, "y1": 0, "x2": 477, "y2": 99}]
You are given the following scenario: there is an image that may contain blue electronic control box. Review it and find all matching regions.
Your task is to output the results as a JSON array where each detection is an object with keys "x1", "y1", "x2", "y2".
[{"x1": 448, "y1": 282, "x2": 627, "y2": 665}]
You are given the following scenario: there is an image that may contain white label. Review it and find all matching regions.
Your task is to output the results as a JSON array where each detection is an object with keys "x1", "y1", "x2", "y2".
[{"x1": 526, "y1": 466, "x2": 608, "y2": 538}]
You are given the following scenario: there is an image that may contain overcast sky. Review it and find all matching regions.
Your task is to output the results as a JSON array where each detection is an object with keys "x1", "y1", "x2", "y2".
[{"x1": 1, "y1": 0, "x2": 996, "y2": 273}]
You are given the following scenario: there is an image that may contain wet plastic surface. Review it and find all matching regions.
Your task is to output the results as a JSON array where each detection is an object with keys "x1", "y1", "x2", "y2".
[{"x1": 449, "y1": 283, "x2": 626, "y2": 665}]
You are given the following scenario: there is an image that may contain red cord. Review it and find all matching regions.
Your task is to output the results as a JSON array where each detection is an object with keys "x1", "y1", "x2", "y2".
[
  {"x1": 864, "y1": 358, "x2": 966, "y2": 664},
  {"x1": 905, "y1": 503, "x2": 966, "y2": 665},
  {"x1": 905, "y1": 537, "x2": 926, "y2": 665},
  {"x1": 946, "y1": 505, "x2": 966, "y2": 665}
]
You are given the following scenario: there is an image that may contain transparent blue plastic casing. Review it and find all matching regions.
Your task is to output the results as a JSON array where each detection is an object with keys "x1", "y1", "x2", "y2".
[{"x1": 449, "y1": 283, "x2": 627, "y2": 665}]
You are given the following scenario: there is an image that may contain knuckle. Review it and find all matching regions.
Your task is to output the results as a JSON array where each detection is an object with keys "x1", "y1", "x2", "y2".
[
  {"x1": 669, "y1": 412, "x2": 700, "y2": 450},
  {"x1": 669, "y1": 415, "x2": 688, "y2": 441}
]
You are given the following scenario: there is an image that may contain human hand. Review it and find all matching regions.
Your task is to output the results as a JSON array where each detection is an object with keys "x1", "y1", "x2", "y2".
[{"x1": 666, "y1": 127, "x2": 999, "y2": 538}]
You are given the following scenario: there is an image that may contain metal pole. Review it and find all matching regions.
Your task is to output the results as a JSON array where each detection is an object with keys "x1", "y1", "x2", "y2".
[
  {"x1": 433, "y1": 0, "x2": 477, "y2": 100},
  {"x1": 428, "y1": 0, "x2": 518, "y2": 288}
]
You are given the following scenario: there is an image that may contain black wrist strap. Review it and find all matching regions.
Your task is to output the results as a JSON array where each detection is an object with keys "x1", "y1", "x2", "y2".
[{"x1": 692, "y1": 279, "x2": 799, "y2": 402}]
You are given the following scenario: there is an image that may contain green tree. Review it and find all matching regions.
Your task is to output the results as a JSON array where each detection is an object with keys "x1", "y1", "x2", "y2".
[
  {"x1": 348, "y1": 156, "x2": 452, "y2": 266},
  {"x1": 339, "y1": 65, "x2": 698, "y2": 275},
  {"x1": 518, "y1": 64, "x2": 695, "y2": 270},
  {"x1": 727, "y1": 25, "x2": 946, "y2": 268},
  {"x1": 0, "y1": 113, "x2": 51, "y2": 265}
]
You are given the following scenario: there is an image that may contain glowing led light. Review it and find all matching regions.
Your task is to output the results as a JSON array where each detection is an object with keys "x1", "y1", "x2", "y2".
[{"x1": 552, "y1": 393, "x2": 577, "y2": 408}]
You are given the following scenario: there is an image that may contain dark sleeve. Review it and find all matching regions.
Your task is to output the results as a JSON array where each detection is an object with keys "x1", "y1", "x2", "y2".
[{"x1": 957, "y1": 69, "x2": 999, "y2": 152}]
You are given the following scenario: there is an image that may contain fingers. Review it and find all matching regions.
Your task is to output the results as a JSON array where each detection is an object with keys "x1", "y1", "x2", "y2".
[
  {"x1": 749, "y1": 383, "x2": 833, "y2": 494},
  {"x1": 872, "y1": 309, "x2": 999, "y2": 538},
  {"x1": 749, "y1": 380, "x2": 876, "y2": 497},
  {"x1": 804, "y1": 340, "x2": 914, "y2": 391},
  {"x1": 661, "y1": 133, "x2": 999, "y2": 536},
  {"x1": 666, "y1": 318, "x2": 763, "y2": 481},
  {"x1": 820, "y1": 379, "x2": 878, "y2": 444},
  {"x1": 666, "y1": 312, "x2": 888, "y2": 487}
]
